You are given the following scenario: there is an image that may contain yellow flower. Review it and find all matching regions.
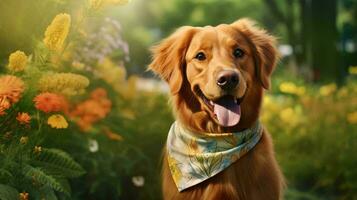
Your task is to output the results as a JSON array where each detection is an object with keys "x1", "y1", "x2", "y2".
[
  {"x1": 89, "y1": 0, "x2": 130, "y2": 10},
  {"x1": 120, "y1": 75, "x2": 138, "y2": 99},
  {"x1": 7, "y1": 51, "x2": 28, "y2": 72},
  {"x1": 89, "y1": 0, "x2": 104, "y2": 10},
  {"x1": 262, "y1": 95, "x2": 281, "y2": 116},
  {"x1": 19, "y1": 192, "x2": 29, "y2": 200},
  {"x1": 72, "y1": 61, "x2": 85, "y2": 70},
  {"x1": 296, "y1": 86, "x2": 306, "y2": 96},
  {"x1": 279, "y1": 108, "x2": 296, "y2": 125},
  {"x1": 263, "y1": 95, "x2": 273, "y2": 108},
  {"x1": 349, "y1": 66, "x2": 357, "y2": 75},
  {"x1": 44, "y1": 13, "x2": 71, "y2": 52},
  {"x1": 337, "y1": 87, "x2": 348, "y2": 98},
  {"x1": 347, "y1": 112, "x2": 357, "y2": 124},
  {"x1": 38, "y1": 73, "x2": 89, "y2": 96},
  {"x1": 33, "y1": 146, "x2": 42, "y2": 154},
  {"x1": 319, "y1": 83, "x2": 337, "y2": 96},
  {"x1": 109, "y1": 0, "x2": 130, "y2": 5},
  {"x1": 20, "y1": 136, "x2": 29, "y2": 144},
  {"x1": 279, "y1": 82, "x2": 305, "y2": 96},
  {"x1": 48, "y1": 114, "x2": 68, "y2": 129},
  {"x1": 96, "y1": 58, "x2": 126, "y2": 89}
]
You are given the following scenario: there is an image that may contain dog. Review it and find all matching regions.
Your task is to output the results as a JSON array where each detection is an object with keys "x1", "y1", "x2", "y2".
[{"x1": 148, "y1": 18, "x2": 285, "y2": 200}]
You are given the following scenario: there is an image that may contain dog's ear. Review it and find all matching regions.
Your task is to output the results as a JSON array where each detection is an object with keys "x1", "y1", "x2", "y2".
[
  {"x1": 148, "y1": 26, "x2": 197, "y2": 94},
  {"x1": 231, "y1": 18, "x2": 279, "y2": 89}
]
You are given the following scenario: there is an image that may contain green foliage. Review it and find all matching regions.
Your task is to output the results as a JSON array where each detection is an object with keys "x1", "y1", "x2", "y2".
[
  {"x1": 0, "y1": 184, "x2": 19, "y2": 200},
  {"x1": 23, "y1": 164, "x2": 70, "y2": 195},
  {"x1": 285, "y1": 188, "x2": 321, "y2": 200},
  {"x1": 111, "y1": 0, "x2": 268, "y2": 73},
  {"x1": 263, "y1": 76, "x2": 357, "y2": 199},
  {"x1": 31, "y1": 148, "x2": 85, "y2": 178},
  {"x1": 38, "y1": 186, "x2": 58, "y2": 200},
  {"x1": 0, "y1": 0, "x2": 130, "y2": 199}
]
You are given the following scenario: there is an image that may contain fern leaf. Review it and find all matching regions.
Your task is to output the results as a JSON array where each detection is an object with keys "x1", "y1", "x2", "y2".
[
  {"x1": 22, "y1": 164, "x2": 70, "y2": 195},
  {"x1": 0, "y1": 184, "x2": 19, "y2": 200},
  {"x1": 31, "y1": 148, "x2": 85, "y2": 178},
  {"x1": 0, "y1": 169, "x2": 13, "y2": 180},
  {"x1": 54, "y1": 177, "x2": 71, "y2": 195},
  {"x1": 38, "y1": 186, "x2": 58, "y2": 200}
]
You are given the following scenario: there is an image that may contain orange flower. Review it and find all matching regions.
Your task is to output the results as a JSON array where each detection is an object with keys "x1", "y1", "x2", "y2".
[
  {"x1": 16, "y1": 112, "x2": 31, "y2": 124},
  {"x1": 90, "y1": 88, "x2": 108, "y2": 100},
  {"x1": 103, "y1": 127, "x2": 123, "y2": 141},
  {"x1": 70, "y1": 88, "x2": 111, "y2": 131},
  {"x1": 0, "y1": 104, "x2": 7, "y2": 115},
  {"x1": 33, "y1": 92, "x2": 68, "y2": 113},
  {"x1": 0, "y1": 75, "x2": 25, "y2": 115},
  {"x1": 19, "y1": 192, "x2": 29, "y2": 200}
]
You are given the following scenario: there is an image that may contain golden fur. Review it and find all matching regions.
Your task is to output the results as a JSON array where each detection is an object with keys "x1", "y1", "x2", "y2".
[{"x1": 149, "y1": 18, "x2": 285, "y2": 200}]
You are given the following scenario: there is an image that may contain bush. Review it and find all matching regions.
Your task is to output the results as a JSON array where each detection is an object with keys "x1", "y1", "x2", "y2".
[{"x1": 265, "y1": 77, "x2": 357, "y2": 199}]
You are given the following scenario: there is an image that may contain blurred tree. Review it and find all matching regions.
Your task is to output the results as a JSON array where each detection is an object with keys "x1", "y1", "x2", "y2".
[
  {"x1": 310, "y1": 0, "x2": 339, "y2": 82},
  {"x1": 152, "y1": 0, "x2": 265, "y2": 36},
  {"x1": 264, "y1": 0, "x2": 341, "y2": 82},
  {"x1": 340, "y1": 0, "x2": 357, "y2": 83},
  {"x1": 112, "y1": 0, "x2": 270, "y2": 75}
]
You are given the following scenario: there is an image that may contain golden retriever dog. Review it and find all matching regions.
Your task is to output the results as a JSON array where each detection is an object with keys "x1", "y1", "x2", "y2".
[{"x1": 149, "y1": 18, "x2": 285, "y2": 200}]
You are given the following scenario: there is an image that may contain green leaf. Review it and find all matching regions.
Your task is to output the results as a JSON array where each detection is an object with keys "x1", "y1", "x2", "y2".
[
  {"x1": 54, "y1": 177, "x2": 71, "y2": 196},
  {"x1": 31, "y1": 148, "x2": 85, "y2": 178},
  {"x1": 0, "y1": 184, "x2": 19, "y2": 200},
  {"x1": 0, "y1": 169, "x2": 13, "y2": 180},
  {"x1": 38, "y1": 186, "x2": 58, "y2": 200},
  {"x1": 22, "y1": 164, "x2": 70, "y2": 195}
]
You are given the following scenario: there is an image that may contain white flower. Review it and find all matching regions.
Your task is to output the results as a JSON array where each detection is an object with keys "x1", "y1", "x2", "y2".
[
  {"x1": 132, "y1": 176, "x2": 145, "y2": 187},
  {"x1": 88, "y1": 139, "x2": 99, "y2": 152}
]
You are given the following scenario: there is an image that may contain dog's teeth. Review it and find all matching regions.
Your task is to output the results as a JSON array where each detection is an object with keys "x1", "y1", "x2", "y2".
[
  {"x1": 235, "y1": 99, "x2": 238, "y2": 104},
  {"x1": 209, "y1": 100, "x2": 214, "y2": 105}
]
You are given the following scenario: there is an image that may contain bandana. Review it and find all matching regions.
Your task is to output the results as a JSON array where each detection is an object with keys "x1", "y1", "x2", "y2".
[{"x1": 167, "y1": 121, "x2": 263, "y2": 192}]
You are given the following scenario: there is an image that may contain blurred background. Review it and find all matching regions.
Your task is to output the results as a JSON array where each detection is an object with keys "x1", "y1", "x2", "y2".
[{"x1": 0, "y1": 0, "x2": 356, "y2": 199}]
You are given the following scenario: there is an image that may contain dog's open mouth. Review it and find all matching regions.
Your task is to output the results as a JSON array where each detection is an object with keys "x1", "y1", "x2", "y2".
[{"x1": 195, "y1": 87, "x2": 244, "y2": 127}]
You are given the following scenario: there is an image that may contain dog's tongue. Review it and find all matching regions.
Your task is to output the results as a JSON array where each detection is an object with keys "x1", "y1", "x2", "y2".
[{"x1": 212, "y1": 96, "x2": 241, "y2": 127}]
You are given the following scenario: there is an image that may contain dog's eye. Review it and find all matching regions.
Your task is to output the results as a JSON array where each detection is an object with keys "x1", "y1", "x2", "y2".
[
  {"x1": 195, "y1": 52, "x2": 206, "y2": 61},
  {"x1": 233, "y1": 48, "x2": 244, "y2": 58}
]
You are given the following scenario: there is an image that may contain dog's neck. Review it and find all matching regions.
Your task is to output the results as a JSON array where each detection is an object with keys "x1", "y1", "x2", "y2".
[{"x1": 166, "y1": 120, "x2": 263, "y2": 192}]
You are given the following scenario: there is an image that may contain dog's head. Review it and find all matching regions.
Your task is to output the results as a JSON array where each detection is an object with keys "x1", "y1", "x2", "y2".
[{"x1": 149, "y1": 19, "x2": 278, "y2": 133}]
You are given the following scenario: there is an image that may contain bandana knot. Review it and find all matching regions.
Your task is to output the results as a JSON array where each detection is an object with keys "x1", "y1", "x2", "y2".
[{"x1": 167, "y1": 121, "x2": 263, "y2": 192}]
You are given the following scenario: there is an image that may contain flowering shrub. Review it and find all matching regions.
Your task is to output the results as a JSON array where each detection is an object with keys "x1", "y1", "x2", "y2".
[
  {"x1": 0, "y1": 1, "x2": 132, "y2": 199},
  {"x1": 263, "y1": 77, "x2": 357, "y2": 199}
]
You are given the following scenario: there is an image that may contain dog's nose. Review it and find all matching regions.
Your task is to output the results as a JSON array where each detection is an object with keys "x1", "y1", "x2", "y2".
[{"x1": 216, "y1": 70, "x2": 239, "y2": 90}]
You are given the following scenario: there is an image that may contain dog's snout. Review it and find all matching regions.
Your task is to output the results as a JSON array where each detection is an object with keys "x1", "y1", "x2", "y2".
[{"x1": 216, "y1": 70, "x2": 239, "y2": 90}]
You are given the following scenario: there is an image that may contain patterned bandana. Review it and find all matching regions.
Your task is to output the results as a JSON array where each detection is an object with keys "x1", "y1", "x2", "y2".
[{"x1": 167, "y1": 121, "x2": 263, "y2": 192}]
